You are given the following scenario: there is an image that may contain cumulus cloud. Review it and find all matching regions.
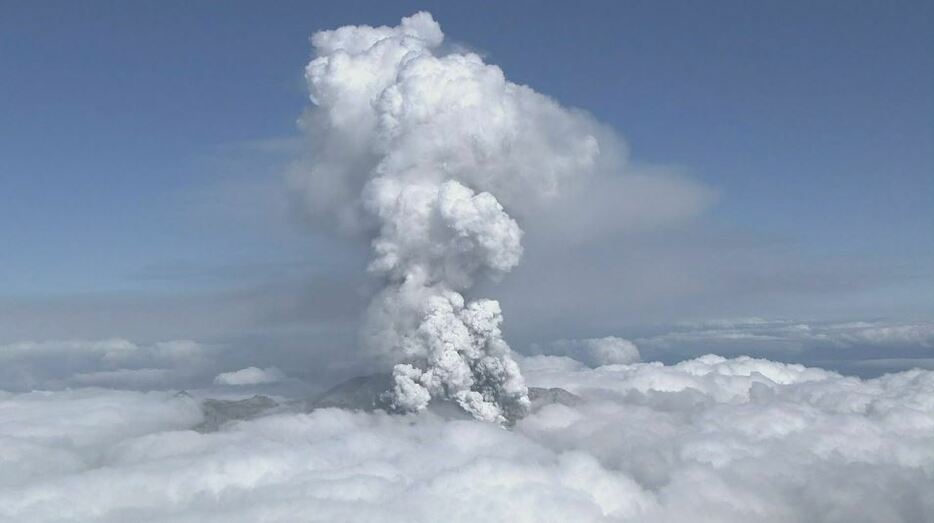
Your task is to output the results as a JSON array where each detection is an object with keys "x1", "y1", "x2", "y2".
[
  {"x1": 213, "y1": 367, "x2": 286, "y2": 386},
  {"x1": 528, "y1": 336, "x2": 642, "y2": 367},
  {"x1": 519, "y1": 354, "x2": 934, "y2": 522},
  {"x1": 1, "y1": 354, "x2": 932, "y2": 521}
]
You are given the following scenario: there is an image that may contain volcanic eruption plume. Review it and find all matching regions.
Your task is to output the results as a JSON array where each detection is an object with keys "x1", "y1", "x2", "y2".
[{"x1": 290, "y1": 12, "x2": 607, "y2": 422}]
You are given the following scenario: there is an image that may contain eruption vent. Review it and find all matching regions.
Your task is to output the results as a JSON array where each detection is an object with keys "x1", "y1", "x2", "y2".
[{"x1": 291, "y1": 12, "x2": 603, "y2": 422}]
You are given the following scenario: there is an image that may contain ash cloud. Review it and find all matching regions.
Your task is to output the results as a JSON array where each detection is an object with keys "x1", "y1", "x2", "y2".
[{"x1": 288, "y1": 12, "x2": 630, "y2": 421}]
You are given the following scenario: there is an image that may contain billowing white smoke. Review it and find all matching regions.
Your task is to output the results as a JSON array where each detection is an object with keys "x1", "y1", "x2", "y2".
[{"x1": 290, "y1": 13, "x2": 607, "y2": 422}]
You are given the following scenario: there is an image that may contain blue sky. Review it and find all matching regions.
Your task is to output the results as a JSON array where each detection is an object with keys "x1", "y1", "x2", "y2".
[{"x1": 1, "y1": 1, "x2": 932, "y2": 367}]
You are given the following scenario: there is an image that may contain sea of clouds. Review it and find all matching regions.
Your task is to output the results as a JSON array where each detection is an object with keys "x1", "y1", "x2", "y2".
[{"x1": 1, "y1": 336, "x2": 933, "y2": 521}]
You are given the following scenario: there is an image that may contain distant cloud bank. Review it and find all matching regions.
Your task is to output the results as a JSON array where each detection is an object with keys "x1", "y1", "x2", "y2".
[
  {"x1": 528, "y1": 336, "x2": 642, "y2": 367},
  {"x1": 214, "y1": 366, "x2": 286, "y2": 386}
]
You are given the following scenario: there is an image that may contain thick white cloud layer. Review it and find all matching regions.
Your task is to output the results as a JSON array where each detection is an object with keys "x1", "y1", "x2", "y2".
[{"x1": 1, "y1": 353, "x2": 932, "y2": 521}]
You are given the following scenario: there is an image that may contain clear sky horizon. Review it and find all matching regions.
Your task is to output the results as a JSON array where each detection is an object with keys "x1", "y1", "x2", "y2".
[{"x1": 1, "y1": 1, "x2": 932, "y2": 374}]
